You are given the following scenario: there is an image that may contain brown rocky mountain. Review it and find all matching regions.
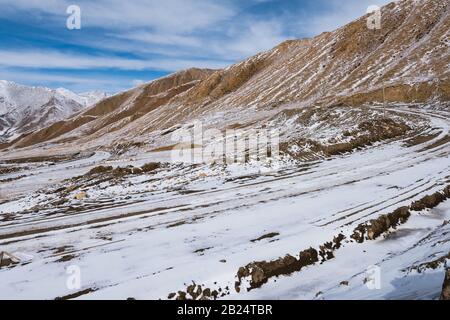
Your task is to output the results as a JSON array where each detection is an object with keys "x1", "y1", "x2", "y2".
[{"x1": 3, "y1": 0, "x2": 449, "y2": 153}]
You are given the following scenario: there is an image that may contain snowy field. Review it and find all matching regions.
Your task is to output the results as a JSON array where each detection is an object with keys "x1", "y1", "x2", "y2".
[{"x1": 0, "y1": 106, "x2": 449, "y2": 300}]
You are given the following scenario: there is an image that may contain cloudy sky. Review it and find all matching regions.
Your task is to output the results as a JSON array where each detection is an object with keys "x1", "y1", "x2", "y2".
[{"x1": 0, "y1": 0, "x2": 392, "y2": 93}]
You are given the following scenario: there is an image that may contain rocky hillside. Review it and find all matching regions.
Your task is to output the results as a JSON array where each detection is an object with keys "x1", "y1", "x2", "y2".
[{"x1": 4, "y1": 0, "x2": 449, "y2": 152}]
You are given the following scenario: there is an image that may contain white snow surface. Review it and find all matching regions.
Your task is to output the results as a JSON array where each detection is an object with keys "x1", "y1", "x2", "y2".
[{"x1": 0, "y1": 106, "x2": 448, "y2": 300}]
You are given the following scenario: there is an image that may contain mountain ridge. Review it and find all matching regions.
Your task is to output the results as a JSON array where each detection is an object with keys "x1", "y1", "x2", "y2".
[{"x1": 0, "y1": 80, "x2": 107, "y2": 143}]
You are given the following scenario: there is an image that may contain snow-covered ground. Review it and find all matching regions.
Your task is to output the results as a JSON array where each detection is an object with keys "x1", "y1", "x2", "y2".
[{"x1": 0, "y1": 106, "x2": 448, "y2": 300}]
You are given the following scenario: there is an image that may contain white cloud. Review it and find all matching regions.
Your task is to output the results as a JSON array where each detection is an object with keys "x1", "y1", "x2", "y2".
[
  {"x1": 0, "y1": 0, "x2": 236, "y2": 33},
  {"x1": 0, "y1": 49, "x2": 229, "y2": 71},
  {"x1": 116, "y1": 31, "x2": 202, "y2": 47},
  {"x1": 223, "y1": 20, "x2": 288, "y2": 57}
]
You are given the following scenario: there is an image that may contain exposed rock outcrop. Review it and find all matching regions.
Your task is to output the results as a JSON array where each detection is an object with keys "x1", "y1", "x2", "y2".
[{"x1": 441, "y1": 269, "x2": 450, "y2": 300}]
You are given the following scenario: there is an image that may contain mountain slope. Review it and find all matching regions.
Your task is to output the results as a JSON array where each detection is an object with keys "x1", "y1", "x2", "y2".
[
  {"x1": 0, "y1": 81, "x2": 107, "y2": 143},
  {"x1": 5, "y1": 0, "x2": 450, "y2": 152},
  {"x1": 9, "y1": 68, "x2": 215, "y2": 149}
]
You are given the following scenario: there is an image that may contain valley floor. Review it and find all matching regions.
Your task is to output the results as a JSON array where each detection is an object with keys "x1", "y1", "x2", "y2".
[{"x1": 0, "y1": 106, "x2": 449, "y2": 300}]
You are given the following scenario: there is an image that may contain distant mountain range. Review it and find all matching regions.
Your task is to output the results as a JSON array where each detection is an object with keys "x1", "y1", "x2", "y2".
[{"x1": 0, "y1": 80, "x2": 107, "y2": 143}]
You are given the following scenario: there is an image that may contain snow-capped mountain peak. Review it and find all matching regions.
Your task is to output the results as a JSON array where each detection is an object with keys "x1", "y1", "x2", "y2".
[{"x1": 0, "y1": 81, "x2": 107, "y2": 143}]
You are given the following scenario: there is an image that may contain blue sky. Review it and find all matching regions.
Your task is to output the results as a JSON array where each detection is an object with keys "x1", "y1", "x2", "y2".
[{"x1": 0, "y1": 0, "x2": 391, "y2": 93}]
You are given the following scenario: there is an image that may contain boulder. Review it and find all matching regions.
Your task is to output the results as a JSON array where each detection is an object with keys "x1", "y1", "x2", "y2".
[
  {"x1": 441, "y1": 269, "x2": 450, "y2": 300},
  {"x1": 74, "y1": 191, "x2": 87, "y2": 200}
]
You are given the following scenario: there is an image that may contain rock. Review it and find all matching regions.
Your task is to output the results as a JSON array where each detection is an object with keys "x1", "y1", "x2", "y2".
[
  {"x1": 202, "y1": 288, "x2": 211, "y2": 298},
  {"x1": 351, "y1": 207, "x2": 410, "y2": 242},
  {"x1": 440, "y1": 269, "x2": 450, "y2": 300},
  {"x1": 0, "y1": 251, "x2": 20, "y2": 268},
  {"x1": 237, "y1": 254, "x2": 302, "y2": 289},
  {"x1": 333, "y1": 233, "x2": 346, "y2": 249},
  {"x1": 112, "y1": 166, "x2": 140, "y2": 177},
  {"x1": 299, "y1": 248, "x2": 319, "y2": 266},
  {"x1": 319, "y1": 242, "x2": 335, "y2": 261},
  {"x1": 443, "y1": 185, "x2": 450, "y2": 198},
  {"x1": 52, "y1": 198, "x2": 69, "y2": 206},
  {"x1": 88, "y1": 166, "x2": 113, "y2": 175},
  {"x1": 74, "y1": 191, "x2": 87, "y2": 200},
  {"x1": 141, "y1": 162, "x2": 161, "y2": 173},
  {"x1": 186, "y1": 283, "x2": 198, "y2": 299},
  {"x1": 167, "y1": 293, "x2": 176, "y2": 299},
  {"x1": 410, "y1": 191, "x2": 446, "y2": 211},
  {"x1": 176, "y1": 291, "x2": 187, "y2": 300},
  {"x1": 234, "y1": 281, "x2": 241, "y2": 293}
]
